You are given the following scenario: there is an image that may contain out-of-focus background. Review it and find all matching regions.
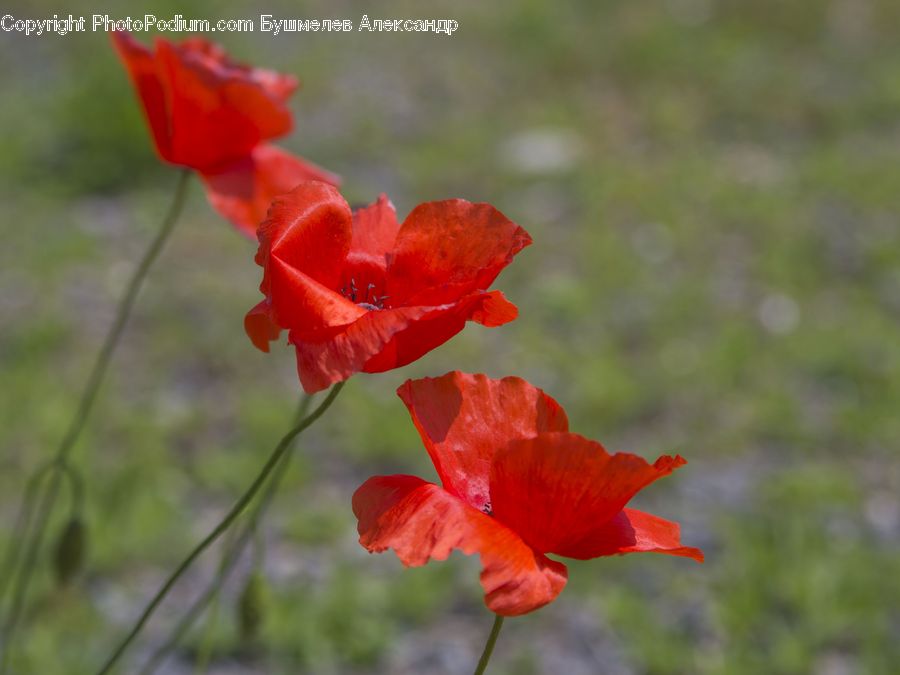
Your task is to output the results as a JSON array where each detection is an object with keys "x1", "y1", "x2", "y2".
[{"x1": 1, "y1": 1, "x2": 899, "y2": 673}]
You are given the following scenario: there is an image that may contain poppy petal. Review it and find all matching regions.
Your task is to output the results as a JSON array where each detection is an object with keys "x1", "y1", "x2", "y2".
[
  {"x1": 573, "y1": 508, "x2": 704, "y2": 562},
  {"x1": 250, "y1": 181, "x2": 363, "y2": 337},
  {"x1": 155, "y1": 37, "x2": 294, "y2": 170},
  {"x1": 200, "y1": 145, "x2": 341, "y2": 238},
  {"x1": 360, "y1": 291, "x2": 519, "y2": 373},
  {"x1": 244, "y1": 300, "x2": 282, "y2": 352},
  {"x1": 397, "y1": 372, "x2": 569, "y2": 513},
  {"x1": 289, "y1": 292, "x2": 524, "y2": 394},
  {"x1": 289, "y1": 305, "x2": 430, "y2": 392},
  {"x1": 490, "y1": 432, "x2": 690, "y2": 558},
  {"x1": 258, "y1": 181, "x2": 351, "y2": 286},
  {"x1": 469, "y1": 290, "x2": 519, "y2": 327},
  {"x1": 386, "y1": 200, "x2": 532, "y2": 306},
  {"x1": 176, "y1": 37, "x2": 297, "y2": 103},
  {"x1": 111, "y1": 31, "x2": 173, "y2": 161},
  {"x1": 353, "y1": 475, "x2": 568, "y2": 616},
  {"x1": 267, "y1": 258, "x2": 366, "y2": 337},
  {"x1": 351, "y1": 194, "x2": 400, "y2": 262}
]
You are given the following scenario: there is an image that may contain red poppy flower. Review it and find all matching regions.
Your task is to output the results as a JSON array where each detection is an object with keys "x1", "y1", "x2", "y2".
[
  {"x1": 111, "y1": 31, "x2": 338, "y2": 236},
  {"x1": 353, "y1": 372, "x2": 703, "y2": 616},
  {"x1": 245, "y1": 183, "x2": 531, "y2": 393}
]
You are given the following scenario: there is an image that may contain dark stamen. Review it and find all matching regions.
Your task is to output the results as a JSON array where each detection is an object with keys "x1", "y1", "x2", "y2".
[{"x1": 340, "y1": 278, "x2": 387, "y2": 310}]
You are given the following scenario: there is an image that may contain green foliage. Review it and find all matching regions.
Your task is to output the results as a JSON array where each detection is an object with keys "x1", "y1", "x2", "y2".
[{"x1": 1, "y1": 0, "x2": 899, "y2": 672}]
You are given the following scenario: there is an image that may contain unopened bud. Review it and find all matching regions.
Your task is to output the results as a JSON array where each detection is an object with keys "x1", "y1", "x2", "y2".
[
  {"x1": 54, "y1": 517, "x2": 86, "y2": 586},
  {"x1": 238, "y1": 572, "x2": 269, "y2": 641}
]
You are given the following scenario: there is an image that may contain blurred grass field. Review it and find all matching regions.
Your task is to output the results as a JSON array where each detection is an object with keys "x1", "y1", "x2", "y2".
[{"x1": 1, "y1": 0, "x2": 900, "y2": 673}]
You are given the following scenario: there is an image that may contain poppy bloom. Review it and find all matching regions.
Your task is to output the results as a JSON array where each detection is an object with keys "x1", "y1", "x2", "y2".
[
  {"x1": 111, "y1": 31, "x2": 338, "y2": 237},
  {"x1": 353, "y1": 372, "x2": 703, "y2": 616},
  {"x1": 245, "y1": 183, "x2": 532, "y2": 393}
]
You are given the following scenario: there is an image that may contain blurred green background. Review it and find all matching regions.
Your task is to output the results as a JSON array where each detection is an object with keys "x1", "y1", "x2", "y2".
[{"x1": 2, "y1": 0, "x2": 900, "y2": 673}]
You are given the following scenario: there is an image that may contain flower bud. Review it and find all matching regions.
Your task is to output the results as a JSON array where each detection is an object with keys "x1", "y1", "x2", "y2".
[
  {"x1": 237, "y1": 572, "x2": 269, "y2": 641},
  {"x1": 54, "y1": 517, "x2": 86, "y2": 586}
]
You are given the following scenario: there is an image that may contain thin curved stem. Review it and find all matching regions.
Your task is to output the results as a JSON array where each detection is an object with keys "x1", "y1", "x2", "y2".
[
  {"x1": 189, "y1": 526, "x2": 238, "y2": 675},
  {"x1": 190, "y1": 592, "x2": 221, "y2": 675},
  {"x1": 138, "y1": 394, "x2": 314, "y2": 675},
  {"x1": 0, "y1": 458, "x2": 82, "y2": 608},
  {"x1": 66, "y1": 169, "x2": 193, "y2": 467},
  {"x1": 138, "y1": 439, "x2": 293, "y2": 674},
  {"x1": 96, "y1": 382, "x2": 344, "y2": 675},
  {"x1": 473, "y1": 614, "x2": 505, "y2": 675},
  {"x1": 58, "y1": 460, "x2": 86, "y2": 516},
  {"x1": 0, "y1": 463, "x2": 55, "y2": 606},
  {"x1": 0, "y1": 170, "x2": 191, "y2": 673}
]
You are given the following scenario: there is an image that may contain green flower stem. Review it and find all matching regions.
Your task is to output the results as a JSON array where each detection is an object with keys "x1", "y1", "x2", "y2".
[
  {"x1": 190, "y1": 526, "x2": 237, "y2": 675},
  {"x1": 0, "y1": 170, "x2": 191, "y2": 673},
  {"x1": 138, "y1": 394, "x2": 315, "y2": 675},
  {"x1": 96, "y1": 382, "x2": 344, "y2": 675},
  {"x1": 473, "y1": 614, "x2": 505, "y2": 675},
  {"x1": 57, "y1": 460, "x2": 86, "y2": 517},
  {"x1": 0, "y1": 463, "x2": 54, "y2": 607}
]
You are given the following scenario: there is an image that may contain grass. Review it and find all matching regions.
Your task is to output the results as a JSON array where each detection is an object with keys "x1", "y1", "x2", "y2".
[{"x1": 1, "y1": 0, "x2": 899, "y2": 673}]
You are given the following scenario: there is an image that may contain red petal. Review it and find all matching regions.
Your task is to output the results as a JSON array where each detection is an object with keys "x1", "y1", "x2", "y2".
[
  {"x1": 111, "y1": 31, "x2": 173, "y2": 161},
  {"x1": 351, "y1": 194, "x2": 400, "y2": 262},
  {"x1": 200, "y1": 145, "x2": 341, "y2": 238},
  {"x1": 258, "y1": 181, "x2": 351, "y2": 284},
  {"x1": 386, "y1": 200, "x2": 532, "y2": 306},
  {"x1": 268, "y1": 260, "x2": 366, "y2": 337},
  {"x1": 469, "y1": 290, "x2": 519, "y2": 327},
  {"x1": 289, "y1": 292, "x2": 524, "y2": 394},
  {"x1": 338, "y1": 195, "x2": 399, "y2": 302},
  {"x1": 396, "y1": 372, "x2": 569, "y2": 513},
  {"x1": 353, "y1": 475, "x2": 568, "y2": 616},
  {"x1": 360, "y1": 291, "x2": 518, "y2": 372},
  {"x1": 289, "y1": 305, "x2": 431, "y2": 393},
  {"x1": 154, "y1": 36, "x2": 294, "y2": 170},
  {"x1": 252, "y1": 182, "x2": 363, "y2": 336},
  {"x1": 576, "y1": 508, "x2": 704, "y2": 562},
  {"x1": 244, "y1": 300, "x2": 282, "y2": 352},
  {"x1": 176, "y1": 37, "x2": 298, "y2": 102},
  {"x1": 490, "y1": 432, "x2": 690, "y2": 558}
]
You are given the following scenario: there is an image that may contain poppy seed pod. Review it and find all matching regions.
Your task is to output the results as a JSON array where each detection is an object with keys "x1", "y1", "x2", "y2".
[{"x1": 54, "y1": 517, "x2": 87, "y2": 586}]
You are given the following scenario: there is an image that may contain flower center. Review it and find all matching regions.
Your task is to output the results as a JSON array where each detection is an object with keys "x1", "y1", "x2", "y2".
[{"x1": 340, "y1": 277, "x2": 389, "y2": 311}]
